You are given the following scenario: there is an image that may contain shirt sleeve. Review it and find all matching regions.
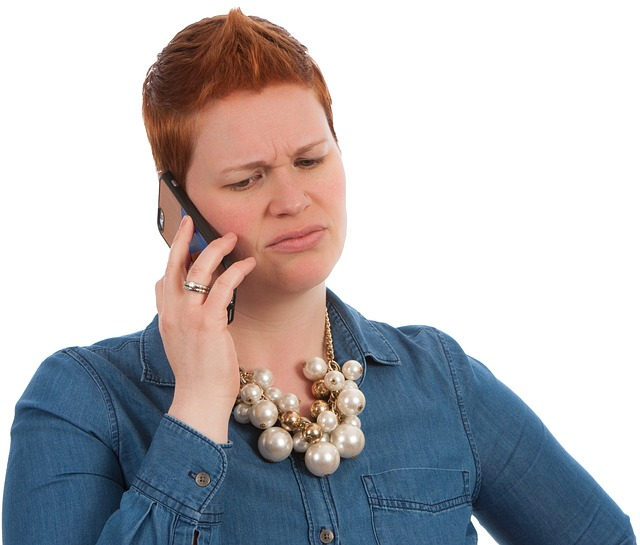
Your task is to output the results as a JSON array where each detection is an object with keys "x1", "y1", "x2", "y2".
[
  {"x1": 2, "y1": 350, "x2": 229, "y2": 545},
  {"x1": 444, "y1": 342, "x2": 636, "y2": 544}
]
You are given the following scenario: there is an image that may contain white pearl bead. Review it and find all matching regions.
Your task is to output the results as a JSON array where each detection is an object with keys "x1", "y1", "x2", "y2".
[
  {"x1": 249, "y1": 399, "x2": 279, "y2": 429},
  {"x1": 316, "y1": 410, "x2": 339, "y2": 432},
  {"x1": 331, "y1": 423, "x2": 365, "y2": 458},
  {"x1": 258, "y1": 427, "x2": 293, "y2": 462},
  {"x1": 324, "y1": 370, "x2": 345, "y2": 392},
  {"x1": 292, "y1": 431, "x2": 309, "y2": 453},
  {"x1": 251, "y1": 367, "x2": 274, "y2": 389},
  {"x1": 336, "y1": 388, "x2": 366, "y2": 416},
  {"x1": 341, "y1": 359, "x2": 363, "y2": 381},
  {"x1": 278, "y1": 392, "x2": 300, "y2": 412},
  {"x1": 240, "y1": 383, "x2": 263, "y2": 405},
  {"x1": 342, "y1": 380, "x2": 358, "y2": 390},
  {"x1": 304, "y1": 442, "x2": 341, "y2": 476},
  {"x1": 302, "y1": 356, "x2": 328, "y2": 381},
  {"x1": 232, "y1": 402, "x2": 252, "y2": 424},
  {"x1": 342, "y1": 415, "x2": 361, "y2": 428},
  {"x1": 264, "y1": 386, "x2": 282, "y2": 403}
]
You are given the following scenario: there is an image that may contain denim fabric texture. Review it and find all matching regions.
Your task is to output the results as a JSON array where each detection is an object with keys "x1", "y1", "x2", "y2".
[{"x1": 3, "y1": 290, "x2": 636, "y2": 544}]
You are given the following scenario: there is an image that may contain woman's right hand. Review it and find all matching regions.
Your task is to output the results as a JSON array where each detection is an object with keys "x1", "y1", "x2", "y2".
[{"x1": 155, "y1": 215, "x2": 256, "y2": 443}]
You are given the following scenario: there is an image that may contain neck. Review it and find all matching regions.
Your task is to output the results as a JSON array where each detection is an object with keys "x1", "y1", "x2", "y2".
[{"x1": 229, "y1": 284, "x2": 328, "y2": 373}]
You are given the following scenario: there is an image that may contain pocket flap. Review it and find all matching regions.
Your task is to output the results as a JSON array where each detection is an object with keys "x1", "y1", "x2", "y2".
[{"x1": 362, "y1": 467, "x2": 471, "y2": 513}]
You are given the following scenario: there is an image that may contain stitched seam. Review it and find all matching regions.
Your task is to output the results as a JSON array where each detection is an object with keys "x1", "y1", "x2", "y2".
[
  {"x1": 327, "y1": 299, "x2": 400, "y2": 365},
  {"x1": 369, "y1": 494, "x2": 470, "y2": 513},
  {"x1": 435, "y1": 332, "x2": 482, "y2": 502},
  {"x1": 80, "y1": 338, "x2": 143, "y2": 355},
  {"x1": 322, "y1": 478, "x2": 341, "y2": 543},
  {"x1": 130, "y1": 483, "x2": 223, "y2": 525},
  {"x1": 362, "y1": 476, "x2": 383, "y2": 545},
  {"x1": 140, "y1": 329, "x2": 176, "y2": 386},
  {"x1": 158, "y1": 416, "x2": 230, "y2": 510},
  {"x1": 62, "y1": 348, "x2": 121, "y2": 457},
  {"x1": 291, "y1": 457, "x2": 316, "y2": 545}
]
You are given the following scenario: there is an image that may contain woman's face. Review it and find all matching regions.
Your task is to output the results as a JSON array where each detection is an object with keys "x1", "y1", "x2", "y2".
[{"x1": 185, "y1": 84, "x2": 347, "y2": 299}]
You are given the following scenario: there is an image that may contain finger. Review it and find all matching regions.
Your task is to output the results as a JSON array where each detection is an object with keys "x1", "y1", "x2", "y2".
[
  {"x1": 204, "y1": 256, "x2": 257, "y2": 312},
  {"x1": 163, "y1": 215, "x2": 195, "y2": 293},
  {"x1": 184, "y1": 232, "x2": 238, "y2": 289}
]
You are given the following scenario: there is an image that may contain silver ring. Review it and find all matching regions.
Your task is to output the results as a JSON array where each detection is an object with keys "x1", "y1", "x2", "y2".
[{"x1": 183, "y1": 280, "x2": 211, "y2": 294}]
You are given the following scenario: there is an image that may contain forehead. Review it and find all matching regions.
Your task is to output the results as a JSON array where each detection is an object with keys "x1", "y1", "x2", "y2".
[{"x1": 192, "y1": 85, "x2": 330, "y2": 160}]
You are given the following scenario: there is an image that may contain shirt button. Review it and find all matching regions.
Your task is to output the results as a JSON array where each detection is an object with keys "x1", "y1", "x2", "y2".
[
  {"x1": 319, "y1": 528, "x2": 334, "y2": 543},
  {"x1": 194, "y1": 471, "x2": 211, "y2": 487}
]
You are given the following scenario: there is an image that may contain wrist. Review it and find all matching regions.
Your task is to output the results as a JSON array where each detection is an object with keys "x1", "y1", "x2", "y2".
[{"x1": 168, "y1": 390, "x2": 235, "y2": 443}]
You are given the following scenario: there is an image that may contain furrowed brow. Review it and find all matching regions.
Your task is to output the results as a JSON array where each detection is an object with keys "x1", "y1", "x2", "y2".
[{"x1": 220, "y1": 138, "x2": 329, "y2": 175}]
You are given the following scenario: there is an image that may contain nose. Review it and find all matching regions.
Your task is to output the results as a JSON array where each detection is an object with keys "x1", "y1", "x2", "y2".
[{"x1": 267, "y1": 170, "x2": 311, "y2": 217}]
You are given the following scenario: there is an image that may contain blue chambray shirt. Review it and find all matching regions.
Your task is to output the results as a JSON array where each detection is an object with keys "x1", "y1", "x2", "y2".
[{"x1": 3, "y1": 290, "x2": 635, "y2": 544}]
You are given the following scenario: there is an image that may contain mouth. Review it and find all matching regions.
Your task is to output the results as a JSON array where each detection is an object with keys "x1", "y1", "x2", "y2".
[{"x1": 266, "y1": 225, "x2": 327, "y2": 252}]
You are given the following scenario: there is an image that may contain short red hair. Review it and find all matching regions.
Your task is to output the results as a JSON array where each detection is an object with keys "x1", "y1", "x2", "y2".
[{"x1": 142, "y1": 9, "x2": 335, "y2": 185}]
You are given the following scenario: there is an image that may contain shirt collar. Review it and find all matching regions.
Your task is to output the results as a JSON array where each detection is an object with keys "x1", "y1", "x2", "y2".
[
  {"x1": 139, "y1": 315, "x2": 174, "y2": 386},
  {"x1": 139, "y1": 289, "x2": 401, "y2": 385},
  {"x1": 326, "y1": 289, "x2": 401, "y2": 367}
]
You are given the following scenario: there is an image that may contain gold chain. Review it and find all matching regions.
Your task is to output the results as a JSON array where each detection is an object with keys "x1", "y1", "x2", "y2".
[{"x1": 324, "y1": 308, "x2": 341, "y2": 372}]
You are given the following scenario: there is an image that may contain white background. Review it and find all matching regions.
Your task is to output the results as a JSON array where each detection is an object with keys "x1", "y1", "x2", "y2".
[{"x1": 1, "y1": 1, "x2": 638, "y2": 541}]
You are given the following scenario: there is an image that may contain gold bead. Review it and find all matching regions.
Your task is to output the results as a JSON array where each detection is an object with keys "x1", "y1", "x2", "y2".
[
  {"x1": 302, "y1": 422, "x2": 323, "y2": 443},
  {"x1": 312, "y1": 380, "x2": 330, "y2": 399},
  {"x1": 310, "y1": 400, "x2": 330, "y2": 419},
  {"x1": 280, "y1": 410, "x2": 302, "y2": 432}
]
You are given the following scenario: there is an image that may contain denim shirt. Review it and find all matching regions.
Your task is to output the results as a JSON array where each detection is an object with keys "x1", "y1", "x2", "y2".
[{"x1": 3, "y1": 290, "x2": 635, "y2": 545}]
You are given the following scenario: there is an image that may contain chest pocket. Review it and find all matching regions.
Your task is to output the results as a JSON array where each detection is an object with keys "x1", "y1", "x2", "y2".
[{"x1": 362, "y1": 468, "x2": 474, "y2": 545}]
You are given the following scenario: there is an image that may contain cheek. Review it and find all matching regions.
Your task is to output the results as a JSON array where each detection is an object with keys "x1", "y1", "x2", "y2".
[
  {"x1": 225, "y1": 213, "x2": 263, "y2": 260},
  {"x1": 200, "y1": 206, "x2": 255, "y2": 252},
  {"x1": 328, "y1": 171, "x2": 347, "y2": 219},
  {"x1": 333, "y1": 162, "x2": 347, "y2": 202}
]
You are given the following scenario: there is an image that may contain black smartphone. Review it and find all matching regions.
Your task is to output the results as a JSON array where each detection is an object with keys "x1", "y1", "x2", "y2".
[{"x1": 157, "y1": 171, "x2": 236, "y2": 323}]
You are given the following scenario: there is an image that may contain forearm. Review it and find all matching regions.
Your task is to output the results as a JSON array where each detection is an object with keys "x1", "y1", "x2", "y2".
[
  {"x1": 3, "y1": 413, "x2": 230, "y2": 545},
  {"x1": 2, "y1": 344, "x2": 232, "y2": 545}
]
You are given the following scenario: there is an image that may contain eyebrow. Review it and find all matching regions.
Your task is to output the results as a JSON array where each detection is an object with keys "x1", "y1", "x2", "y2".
[{"x1": 220, "y1": 138, "x2": 329, "y2": 175}]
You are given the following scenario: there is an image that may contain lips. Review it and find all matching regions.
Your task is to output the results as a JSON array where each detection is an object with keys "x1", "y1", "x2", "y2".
[{"x1": 266, "y1": 225, "x2": 327, "y2": 252}]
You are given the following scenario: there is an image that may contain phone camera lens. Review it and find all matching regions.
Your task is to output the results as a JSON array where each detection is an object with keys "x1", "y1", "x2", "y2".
[{"x1": 157, "y1": 208, "x2": 165, "y2": 233}]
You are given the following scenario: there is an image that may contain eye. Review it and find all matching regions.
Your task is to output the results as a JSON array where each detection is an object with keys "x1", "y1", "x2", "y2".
[
  {"x1": 295, "y1": 157, "x2": 324, "y2": 169},
  {"x1": 228, "y1": 174, "x2": 261, "y2": 191}
]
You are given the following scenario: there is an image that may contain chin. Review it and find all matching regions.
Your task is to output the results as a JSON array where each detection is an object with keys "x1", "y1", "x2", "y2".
[
  {"x1": 259, "y1": 255, "x2": 339, "y2": 296},
  {"x1": 282, "y1": 266, "x2": 334, "y2": 294}
]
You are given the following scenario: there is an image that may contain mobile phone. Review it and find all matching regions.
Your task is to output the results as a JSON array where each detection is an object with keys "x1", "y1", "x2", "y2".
[{"x1": 157, "y1": 171, "x2": 236, "y2": 323}]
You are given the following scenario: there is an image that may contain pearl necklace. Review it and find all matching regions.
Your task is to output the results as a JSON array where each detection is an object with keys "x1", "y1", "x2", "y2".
[{"x1": 232, "y1": 310, "x2": 366, "y2": 477}]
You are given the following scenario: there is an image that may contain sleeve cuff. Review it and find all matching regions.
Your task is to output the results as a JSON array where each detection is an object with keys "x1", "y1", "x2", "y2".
[{"x1": 132, "y1": 414, "x2": 231, "y2": 522}]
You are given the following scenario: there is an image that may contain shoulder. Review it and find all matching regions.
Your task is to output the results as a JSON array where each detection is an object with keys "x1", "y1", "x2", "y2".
[
  {"x1": 327, "y1": 289, "x2": 479, "y2": 375},
  {"x1": 12, "y1": 318, "x2": 164, "y2": 449},
  {"x1": 18, "y1": 317, "x2": 162, "y2": 416},
  {"x1": 40, "y1": 323, "x2": 151, "y2": 383},
  {"x1": 376, "y1": 320, "x2": 492, "y2": 391}
]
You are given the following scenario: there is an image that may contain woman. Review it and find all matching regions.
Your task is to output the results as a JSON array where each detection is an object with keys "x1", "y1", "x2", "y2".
[{"x1": 3, "y1": 9, "x2": 636, "y2": 545}]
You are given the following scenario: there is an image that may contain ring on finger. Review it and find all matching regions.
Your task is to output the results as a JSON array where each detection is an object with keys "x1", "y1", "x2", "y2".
[{"x1": 183, "y1": 280, "x2": 211, "y2": 294}]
